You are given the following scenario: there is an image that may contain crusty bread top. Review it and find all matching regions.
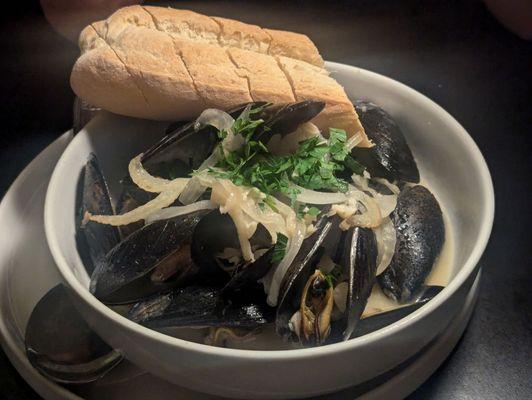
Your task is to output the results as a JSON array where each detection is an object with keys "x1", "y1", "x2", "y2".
[
  {"x1": 81, "y1": 5, "x2": 324, "y2": 67},
  {"x1": 72, "y1": 5, "x2": 370, "y2": 146}
]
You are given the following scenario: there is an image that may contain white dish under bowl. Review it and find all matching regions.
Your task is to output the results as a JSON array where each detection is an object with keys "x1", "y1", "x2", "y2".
[{"x1": 44, "y1": 62, "x2": 494, "y2": 399}]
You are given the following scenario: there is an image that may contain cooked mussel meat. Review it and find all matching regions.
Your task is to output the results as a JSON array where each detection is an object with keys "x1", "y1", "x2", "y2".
[{"x1": 276, "y1": 216, "x2": 378, "y2": 345}]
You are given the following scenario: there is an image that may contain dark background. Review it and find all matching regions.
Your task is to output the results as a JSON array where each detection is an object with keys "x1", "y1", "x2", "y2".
[{"x1": 0, "y1": 0, "x2": 531, "y2": 399}]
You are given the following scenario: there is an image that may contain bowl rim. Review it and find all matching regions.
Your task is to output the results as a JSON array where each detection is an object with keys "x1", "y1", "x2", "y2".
[{"x1": 44, "y1": 62, "x2": 495, "y2": 359}]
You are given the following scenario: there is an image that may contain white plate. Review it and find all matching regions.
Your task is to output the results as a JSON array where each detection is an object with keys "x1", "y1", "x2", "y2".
[{"x1": 0, "y1": 132, "x2": 479, "y2": 400}]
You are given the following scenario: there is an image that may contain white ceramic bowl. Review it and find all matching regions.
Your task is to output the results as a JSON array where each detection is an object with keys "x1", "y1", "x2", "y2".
[{"x1": 44, "y1": 62, "x2": 494, "y2": 399}]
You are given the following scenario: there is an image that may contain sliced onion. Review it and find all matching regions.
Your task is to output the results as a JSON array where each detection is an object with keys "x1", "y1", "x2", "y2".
[
  {"x1": 317, "y1": 255, "x2": 336, "y2": 274},
  {"x1": 351, "y1": 175, "x2": 397, "y2": 218},
  {"x1": 267, "y1": 220, "x2": 307, "y2": 307},
  {"x1": 333, "y1": 282, "x2": 348, "y2": 313},
  {"x1": 292, "y1": 185, "x2": 348, "y2": 205},
  {"x1": 128, "y1": 154, "x2": 189, "y2": 193},
  {"x1": 331, "y1": 187, "x2": 382, "y2": 229},
  {"x1": 288, "y1": 311, "x2": 302, "y2": 337},
  {"x1": 178, "y1": 149, "x2": 221, "y2": 205},
  {"x1": 144, "y1": 200, "x2": 216, "y2": 225},
  {"x1": 194, "y1": 108, "x2": 234, "y2": 132},
  {"x1": 374, "y1": 217, "x2": 397, "y2": 275},
  {"x1": 373, "y1": 177, "x2": 400, "y2": 195},
  {"x1": 198, "y1": 176, "x2": 294, "y2": 259},
  {"x1": 375, "y1": 195, "x2": 397, "y2": 219},
  {"x1": 346, "y1": 133, "x2": 362, "y2": 151},
  {"x1": 89, "y1": 190, "x2": 181, "y2": 226},
  {"x1": 268, "y1": 122, "x2": 323, "y2": 156}
]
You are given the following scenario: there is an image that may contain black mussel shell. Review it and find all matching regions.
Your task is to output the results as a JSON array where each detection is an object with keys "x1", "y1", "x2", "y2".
[
  {"x1": 351, "y1": 101, "x2": 419, "y2": 183},
  {"x1": 192, "y1": 209, "x2": 273, "y2": 292},
  {"x1": 141, "y1": 103, "x2": 266, "y2": 167},
  {"x1": 337, "y1": 227, "x2": 378, "y2": 340},
  {"x1": 222, "y1": 247, "x2": 275, "y2": 295},
  {"x1": 352, "y1": 285, "x2": 444, "y2": 338},
  {"x1": 128, "y1": 286, "x2": 273, "y2": 329},
  {"x1": 251, "y1": 101, "x2": 326, "y2": 142},
  {"x1": 378, "y1": 185, "x2": 445, "y2": 302},
  {"x1": 76, "y1": 154, "x2": 120, "y2": 275},
  {"x1": 90, "y1": 210, "x2": 210, "y2": 305},
  {"x1": 275, "y1": 214, "x2": 342, "y2": 339}
]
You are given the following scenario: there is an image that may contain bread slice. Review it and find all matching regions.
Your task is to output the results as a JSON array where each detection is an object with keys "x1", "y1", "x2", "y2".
[
  {"x1": 276, "y1": 56, "x2": 366, "y2": 144},
  {"x1": 71, "y1": 5, "x2": 370, "y2": 145}
]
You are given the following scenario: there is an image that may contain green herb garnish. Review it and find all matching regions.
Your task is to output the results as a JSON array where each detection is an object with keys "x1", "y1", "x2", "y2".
[
  {"x1": 207, "y1": 107, "x2": 364, "y2": 213},
  {"x1": 306, "y1": 207, "x2": 320, "y2": 217},
  {"x1": 271, "y1": 234, "x2": 288, "y2": 263}
]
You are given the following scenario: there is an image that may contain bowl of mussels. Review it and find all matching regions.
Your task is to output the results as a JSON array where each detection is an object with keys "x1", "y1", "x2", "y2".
[{"x1": 44, "y1": 62, "x2": 494, "y2": 398}]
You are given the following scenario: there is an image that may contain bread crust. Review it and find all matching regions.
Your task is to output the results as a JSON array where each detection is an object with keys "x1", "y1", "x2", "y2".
[{"x1": 72, "y1": 6, "x2": 370, "y2": 146}]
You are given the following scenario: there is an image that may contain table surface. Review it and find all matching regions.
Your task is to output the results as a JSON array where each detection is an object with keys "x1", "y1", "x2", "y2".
[{"x1": 0, "y1": 0, "x2": 531, "y2": 399}]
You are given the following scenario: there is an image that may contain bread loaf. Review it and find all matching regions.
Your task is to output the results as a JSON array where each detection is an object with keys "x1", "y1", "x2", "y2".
[{"x1": 71, "y1": 5, "x2": 370, "y2": 146}]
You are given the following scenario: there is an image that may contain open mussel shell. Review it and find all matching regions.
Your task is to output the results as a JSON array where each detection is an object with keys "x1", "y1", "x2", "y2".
[
  {"x1": 25, "y1": 285, "x2": 122, "y2": 384},
  {"x1": 250, "y1": 100, "x2": 326, "y2": 142},
  {"x1": 222, "y1": 247, "x2": 275, "y2": 295},
  {"x1": 351, "y1": 100, "x2": 419, "y2": 183},
  {"x1": 276, "y1": 213, "x2": 379, "y2": 345},
  {"x1": 90, "y1": 210, "x2": 210, "y2": 305},
  {"x1": 275, "y1": 214, "x2": 342, "y2": 340},
  {"x1": 141, "y1": 101, "x2": 324, "y2": 176},
  {"x1": 378, "y1": 185, "x2": 445, "y2": 302},
  {"x1": 336, "y1": 227, "x2": 378, "y2": 341},
  {"x1": 191, "y1": 209, "x2": 275, "y2": 294},
  {"x1": 128, "y1": 286, "x2": 274, "y2": 330},
  {"x1": 190, "y1": 210, "x2": 241, "y2": 278},
  {"x1": 141, "y1": 103, "x2": 265, "y2": 167},
  {"x1": 352, "y1": 285, "x2": 444, "y2": 338},
  {"x1": 75, "y1": 154, "x2": 120, "y2": 275}
]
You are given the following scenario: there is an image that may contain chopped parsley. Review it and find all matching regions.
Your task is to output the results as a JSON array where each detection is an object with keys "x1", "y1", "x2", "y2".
[
  {"x1": 207, "y1": 106, "x2": 365, "y2": 212},
  {"x1": 306, "y1": 207, "x2": 320, "y2": 217},
  {"x1": 323, "y1": 264, "x2": 344, "y2": 288},
  {"x1": 271, "y1": 234, "x2": 288, "y2": 263}
]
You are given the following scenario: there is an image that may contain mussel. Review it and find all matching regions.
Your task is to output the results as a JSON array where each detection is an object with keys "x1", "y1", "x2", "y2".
[
  {"x1": 351, "y1": 101, "x2": 420, "y2": 183},
  {"x1": 276, "y1": 215, "x2": 378, "y2": 345},
  {"x1": 141, "y1": 101, "x2": 325, "y2": 168},
  {"x1": 90, "y1": 210, "x2": 211, "y2": 304},
  {"x1": 378, "y1": 185, "x2": 445, "y2": 302},
  {"x1": 76, "y1": 154, "x2": 120, "y2": 274},
  {"x1": 191, "y1": 210, "x2": 275, "y2": 295},
  {"x1": 336, "y1": 227, "x2": 378, "y2": 340},
  {"x1": 352, "y1": 285, "x2": 444, "y2": 338},
  {"x1": 128, "y1": 285, "x2": 273, "y2": 330},
  {"x1": 249, "y1": 100, "x2": 325, "y2": 142}
]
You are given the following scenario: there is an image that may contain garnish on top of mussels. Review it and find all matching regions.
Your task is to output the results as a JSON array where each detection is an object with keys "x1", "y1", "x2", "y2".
[{"x1": 76, "y1": 101, "x2": 446, "y2": 348}]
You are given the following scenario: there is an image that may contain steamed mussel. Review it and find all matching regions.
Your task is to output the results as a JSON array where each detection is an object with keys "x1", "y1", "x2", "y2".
[{"x1": 76, "y1": 100, "x2": 448, "y2": 348}]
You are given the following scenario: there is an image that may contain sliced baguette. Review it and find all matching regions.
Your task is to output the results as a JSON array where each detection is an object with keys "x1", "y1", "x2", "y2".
[{"x1": 71, "y1": 6, "x2": 370, "y2": 146}]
